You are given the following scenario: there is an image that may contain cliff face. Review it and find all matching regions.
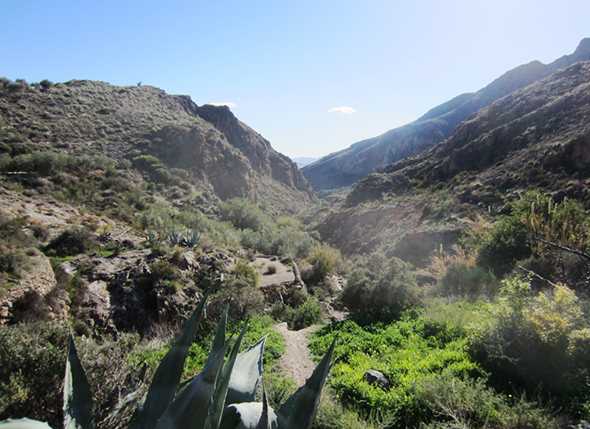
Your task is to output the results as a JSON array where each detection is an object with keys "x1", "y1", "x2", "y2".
[
  {"x1": 303, "y1": 38, "x2": 590, "y2": 191},
  {"x1": 0, "y1": 80, "x2": 313, "y2": 211}
]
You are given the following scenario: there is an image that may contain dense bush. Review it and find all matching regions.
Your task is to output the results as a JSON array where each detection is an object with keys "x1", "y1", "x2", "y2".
[
  {"x1": 286, "y1": 296, "x2": 322, "y2": 330},
  {"x1": 211, "y1": 259, "x2": 265, "y2": 320},
  {"x1": 477, "y1": 216, "x2": 531, "y2": 276},
  {"x1": 304, "y1": 244, "x2": 342, "y2": 284},
  {"x1": 341, "y1": 253, "x2": 421, "y2": 323},
  {"x1": 0, "y1": 323, "x2": 69, "y2": 427},
  {"x1": 138, "y1": 203, "x2": 241, "y2": 249},
  {"x1": 221, "y1": 198, "x2": 317, "y2": 258},
  {"x1": 471, "y1": 277, "x2": 590, "y2": 413},
  {"x1": 477, "y1": 191, "x2": 590, "y2": 278},
  {"x1": 312, "y1": 393, "x2": 380, "y2": 429},
  {"x1": 44, "y1": 227, "x2": 96, "y2": 257},
  {"x1": 415, "y1": 374, "x2": 559, "y2": 429},
  {"x1": 221, "y1": 198, "x2": 270, "y2": 231},
  {"x1": 438, "y1": 262, "x2": 498, "y2": 299}
]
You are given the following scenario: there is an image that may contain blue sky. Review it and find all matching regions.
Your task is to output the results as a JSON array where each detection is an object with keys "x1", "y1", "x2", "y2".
[{"x1": 1, "y1": 1, "x2": 589, "y2": 158}]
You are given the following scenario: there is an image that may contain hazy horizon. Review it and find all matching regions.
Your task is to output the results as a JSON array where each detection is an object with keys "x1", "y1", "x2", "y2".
[{"x1": 2, "y1": 0, "x2": 589, "y2": 158}]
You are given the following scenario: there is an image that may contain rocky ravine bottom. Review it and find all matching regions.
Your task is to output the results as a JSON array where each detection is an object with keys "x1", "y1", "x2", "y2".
[{"x1": 274, "y1": 322, "x2": 320, "y2": 386}]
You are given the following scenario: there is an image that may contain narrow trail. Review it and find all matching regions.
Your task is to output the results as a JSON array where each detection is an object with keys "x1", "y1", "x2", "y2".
[{"x1": 274, "y1": 322, "x2": 320, "y2": 386}]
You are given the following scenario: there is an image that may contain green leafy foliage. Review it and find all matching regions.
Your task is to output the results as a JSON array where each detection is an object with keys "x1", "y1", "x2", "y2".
[
  {"x1": 310, "y1": 318, "x2": 482, "y2": 425},
  {"x1": 0, "y1": 323, "x2": 68, "y2": 427},
  {"x1": 477, "y1": 191, "x2": 590, "y2": 278},
  {"x1": 470, "y1": 277, "x2": 590, "y2": 412},
  {"x1": 477, "y1": 216, "x2": 531, "y2": 276},
  {"x1": 310, "y1": 313, "x2": 559, "y2": 428},
  {"x1": 221, "y1": 199, "x2": 317, "y2": 259},
  {"x1": 276, "y1": 297, "x2": 322, "y2": 330}
]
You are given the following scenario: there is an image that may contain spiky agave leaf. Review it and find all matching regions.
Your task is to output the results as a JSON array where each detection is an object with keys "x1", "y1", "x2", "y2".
[
  {"x1": 155, "y1": 307, "x2": 228, "y2": 429},
  {"x1": 129, "y1": 297, "x2": 207, "y2": 429},
  {"x1": 64, "y1": 335, "x2": 94, "y2": 429},
  {"x1": 0, "y1": 419, "x2": 53, "y2": 429},
  {"x1": 219, "y1": 401, "x2": 278, "y2": 429},
  {"x1": 277, "y1": 339, "x2": 336, "y2": 429},
  {"x1": 205, "y1": 323, "x2": 248, "y2": 429},
  {"x1": 226, "y1": 336, "x2": 266, "y2": 405},
  {"x1": 255, "y1": 387, "x2": 271, "y2": 429}
]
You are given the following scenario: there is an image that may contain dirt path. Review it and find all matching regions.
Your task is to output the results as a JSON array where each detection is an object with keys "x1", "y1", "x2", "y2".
[{"x1": 274, "y1": 322, "x2": 320, "y2": 386}]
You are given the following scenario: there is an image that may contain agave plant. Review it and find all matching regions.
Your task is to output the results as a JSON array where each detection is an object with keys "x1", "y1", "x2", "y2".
[
  {"x1": 166, "y1": 231, "x2": 182, "y2": 246},
  {"x1": 0, "y1": 297, "x2": 335, "y2": 429},
  {"x1": 180, "y1": 229, "x2": 200, "y2": 248}
]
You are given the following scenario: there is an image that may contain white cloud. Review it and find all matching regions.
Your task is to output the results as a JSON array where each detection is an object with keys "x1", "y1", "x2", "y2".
[
  {"x1": 328, "y1": 106, "x2": 356, "y2": 114},
  {"x1": 208, "y1": 101, "x2": 237, "y2": 108}
]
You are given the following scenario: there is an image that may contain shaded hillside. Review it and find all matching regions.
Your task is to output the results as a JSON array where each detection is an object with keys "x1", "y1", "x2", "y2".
[
  {"x1": 0, "y1": 79, "x2": 312, "y2": 212},
  {"x1": 317, "y1": 61, "x2": 590, "y2": 263},
  {"x1": 303, "y1": 38, "x2": 590, "y2": 190}
]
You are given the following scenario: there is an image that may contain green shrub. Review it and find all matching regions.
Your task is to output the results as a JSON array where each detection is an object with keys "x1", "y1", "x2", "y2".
[
  {"x1": 477, "y1": 216, "x2": 531, "y2": 276},
  {"x1": 44, "y1": 227, "x2": 96, "y2": 257},
  {"x1": 0, "y1": 251, "x2": 22, "y2": 276},
  {"x1": 471, "y1": 277, "x2": 590, "y2": 412},
  {"x1": 211, "y1": 262, "x2": 265, "y2": 320},
  {"x1": 231, "y1": 260, "x2": 260, "y2": 288},
  {"x1": 132, "y1": 154, "x2": 175, "y2": 184},
  {"x1": 221, "y1": 198, "x2": 270, "y2": 231},
  {"x1": 263, "y1": 370, "x2": 297, "y2": 409},
  {"x1": 305, "y1": 244, "x2": 342, "y2": 284},
  {"x1": 341, "y1": 254, "x2": 421, "y2": 323},
  {"x1": 477, "y1": 191, "x2": 590, "y2": 279},
  {"x1": 0, "y1": 322, "x2": 68, "y2": 427},
  {"x1": 0, "y1": 151, "x2": 113, "y2": 177},
  {"x1": 312, "y1": 392, "x2": 380, "y2": 429},
  {"x1": 438, "y1": 263, "x2": 498, "y2": 299},
  {"x1": 415, "y1": 374, "x2": 558, "y2": 429},
  {"x1": 287, "y1": 296, "x2": 322, "y2": 330}
]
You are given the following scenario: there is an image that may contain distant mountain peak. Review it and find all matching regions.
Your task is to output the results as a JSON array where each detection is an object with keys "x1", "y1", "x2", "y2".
[
  {"x1": 303, "y1": 37, "x2": 590, "y2": 190},
  {"x1": 575, "y1": 37, "x2": 590, "y2": 55}
]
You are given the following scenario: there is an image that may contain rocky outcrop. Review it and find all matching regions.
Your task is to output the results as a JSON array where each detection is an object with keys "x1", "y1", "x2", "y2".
[
  {"x1": 363, "y1": 370, "x2": 390, "y2": 390},
  {"x1": 303, "y1": 38, "x2": 590, "y2": 190},
  {"x1": 0, "y1": 250, "x2": 65, "y2": 324}
]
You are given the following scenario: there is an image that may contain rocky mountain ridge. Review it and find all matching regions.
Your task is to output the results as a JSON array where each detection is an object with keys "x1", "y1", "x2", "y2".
[
  {"x1": 315, "y1": 60, "x2": 590, "y2": 265},
  {"x1": 0, "y1": 79, "x2": 313, "y2": 212},
  {"x1": 303, "y1": 38, "x2": 590, "y2": 190}
]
